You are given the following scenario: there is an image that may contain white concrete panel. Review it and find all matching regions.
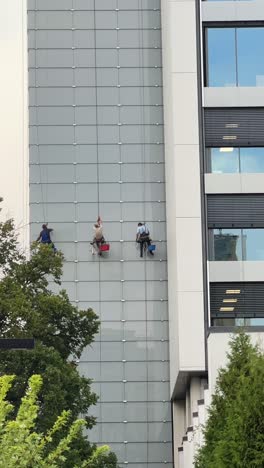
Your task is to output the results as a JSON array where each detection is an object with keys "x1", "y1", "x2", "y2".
[
  {"x1": 209, "y1": 261, "x2": 264, "y2": 282},
  {"x1": 209, "y1": 261, "x2": 244, "y2": 282},
  {"x1": 178, "y1": 292, "x2": 205, "y2": 372},
  {"x1": 170, "y1": 1, "x2": 197, "y2": 73},
  {"x1": 205, "y1": 174, "x2": 242, "y2": 194},
  {"x1": 204, "y1": 87, "x2": 264, "y2": 108},
  {"x1": 208, "y1": 332, "x2": 264, "y2": 393},
  {"x1": 172, "y1": 73, "x2": 199, "y2": 146},
  {"x1": 175, "y1": 218, "x2": 203, "y2": 293},
  {"x1": 0, "y1": 0, "x2": 28, "y2": 249},
  {"x1": 162, "y1": 0, "x2": 205, "y2": 398},
  {"x1": 175, "y1": 145, "x2": 202, "y2": 218},
  {"x1": 241, "y1": 174, "x2": 264, "y2": 193},
  {"x1": 205, "y1": 173, "x2": 264, "y2": 194},
  {"x1": 202, "y1": 1, "x2": 264, "y2": 23}
]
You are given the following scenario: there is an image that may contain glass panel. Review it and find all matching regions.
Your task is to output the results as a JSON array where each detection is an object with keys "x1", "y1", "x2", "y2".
[
  {"x1": 240, "y1": 148, "x2": 264, "y2": 173},
  {"x1": 237, "y1": 28, "x2": 264, "y2": 86},
  {"x1": 210, "y1": 148, "x2": 239, "y2": 173},
  {"x1": 212, "y1": 318, "x2": 264, "y2": 326},
  {"x1": 243, "y1": 229, "x2": 264, "y2": 260},
  {"x1": 213, "y1": 229, "x2": 242, "y2": 261},
  {"x1": 207, "y1": 28, "x2": 236, "y2": 87}
]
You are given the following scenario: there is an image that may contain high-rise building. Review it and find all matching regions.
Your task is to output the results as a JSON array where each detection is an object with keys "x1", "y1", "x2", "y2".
[
  {"x1": 2, "y1": 0, "x2": 264, "y2": 467},
  {"x1": 162, "y1": 1, "x2": 264, "y2": 466}
]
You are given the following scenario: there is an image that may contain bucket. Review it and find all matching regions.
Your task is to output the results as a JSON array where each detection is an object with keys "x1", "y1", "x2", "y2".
[
  {"x1": 148, "y1": 245, "x2": 156, "y2": 252},
  {"x1": 100, "y1": 243, "x2": 110, "y2": 252}
]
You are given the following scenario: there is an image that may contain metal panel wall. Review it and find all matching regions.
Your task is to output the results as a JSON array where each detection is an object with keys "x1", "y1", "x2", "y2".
[
  {"x1": 207, "y1": 194, "x2": 264, "y2": 228},
  {"x1": 28, "y1": 1, "x2": 171, "y2": 466},
  {"x1": 204, "y1": 108, "x2": 264, "y2": 147},
  {"x1": 210, "y1": 282, "x2": 264, "y2": 319}
]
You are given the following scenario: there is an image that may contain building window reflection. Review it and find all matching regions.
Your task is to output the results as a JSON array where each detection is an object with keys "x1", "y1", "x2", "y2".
[
  {"x1": 212, "y1": 318, "x2": 264, "y2": 327},
  {"x1": 206, "y1": 27, "x2": 264, "y2": 87},
  {"x1": 212, "y1": 229, "x2": 264, "y2": 261},
  {"x1": 208, "y1": 147, "x2": 264, "y2": 174}
]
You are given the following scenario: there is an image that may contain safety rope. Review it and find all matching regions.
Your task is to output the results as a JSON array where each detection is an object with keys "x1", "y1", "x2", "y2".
[
  {"x1": 138, "y1": 1, "x2": 151, "y2": 463},
  {"x1": 34, "y1": 5, "x2": 47, "y2": 226},
  {"x1": 93, "y1": 0, "x2": 103, "y2": 444}
]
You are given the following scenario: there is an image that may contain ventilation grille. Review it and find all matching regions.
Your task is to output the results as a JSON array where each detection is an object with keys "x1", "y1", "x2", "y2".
[
  {"x1": 204, "y1": 108, "x2": 264, "y2": 147},
  {"x1": 207, "y1": 194, "x2": 264, "y2": 228},
  {"x1": 210, "y1": 282, "x2": 264, "y2": 318}
]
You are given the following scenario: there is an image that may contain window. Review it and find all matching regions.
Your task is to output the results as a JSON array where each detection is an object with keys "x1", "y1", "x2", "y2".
[
  {"x1": 211, "y1": 229, "x2": 264, "y2": 261},
  {"x1": 212, "y1": 318, "x2": 264, "y2": 326},
  {"x1": 204, "y1": 0, "x2": 251, "y2": 2},
  {"x1": 208, "y1": 147, "x2": 264, "y2": 174},
  {"x1": 206, "y1": 27, "x2": 264, "y2": 87}
]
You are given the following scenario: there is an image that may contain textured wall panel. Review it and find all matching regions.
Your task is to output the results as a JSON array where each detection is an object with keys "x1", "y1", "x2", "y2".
[{"x1": 28, "y1": 0, "x2": 171, "y2": 466}]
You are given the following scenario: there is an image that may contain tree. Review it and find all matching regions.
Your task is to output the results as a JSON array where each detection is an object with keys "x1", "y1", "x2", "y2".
[
  {"x1": 195, "y1": 332, "x2": 264, "y2": 468},
  {"x1": 0, "y1": 373, "x2": 113, "y2": 468},
  {"x1": 0, "y1": 204, "x2": 118, "y2": 467}
]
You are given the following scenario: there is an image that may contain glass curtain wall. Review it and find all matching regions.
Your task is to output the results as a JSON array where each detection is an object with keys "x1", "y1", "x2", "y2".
[{"x1": 27, "y1": 0, "x2": 171, "y2": 467}]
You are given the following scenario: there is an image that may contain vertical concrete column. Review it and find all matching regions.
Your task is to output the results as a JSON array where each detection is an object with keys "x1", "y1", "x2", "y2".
[
  {"x1": 173, "y1": 400, "x2": 185, "y2": 467},
  {"x1": 190, "y1": 377, "x2": 202, "y2": 415},
  {"x1": 0, "y1": 0, "x2": 29, "y2": 249},
  {"x1": 161, "y1": 0, "x2": 205, "y2": 390},
  {"x1": 161, "y1": 0, "x2": 206, "y2": 460}
]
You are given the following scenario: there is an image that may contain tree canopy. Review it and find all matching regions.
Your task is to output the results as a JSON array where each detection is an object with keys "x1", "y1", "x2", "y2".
[
  {"x1": 195, "y1": 332, "x2": 264, "y2": 468},
  {"x1": 0, "y1": 204, "x2": 118, "y2": 466},
  {"x1": 0, "y1": 373, "x2": 113, "y2": 468}
]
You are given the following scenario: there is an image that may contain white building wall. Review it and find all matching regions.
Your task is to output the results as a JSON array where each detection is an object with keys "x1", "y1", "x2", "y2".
[
  {"x1": 0, "y1": 0, "x2": 29, "y2": 249},
  {"x1": 161, "y1": 0, "x2": 205, "y2": 398}
]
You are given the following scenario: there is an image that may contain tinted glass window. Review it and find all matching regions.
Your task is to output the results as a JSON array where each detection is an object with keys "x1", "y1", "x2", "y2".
[
  {"x1": 212, "y1": 318, "x2": 264, "y2": 326},
  {"x1": 210, "y1": 148, "x2": 239, "y2": 173},
  {"x1": 237, "y1": 28, "x2": 264, "y2": 86},
  {"x1": 206, "y1": 27, "x2": 264, "y2": 87},
  {"x1": 213, "y1": 229, "x2": 242, "y2": 261},
  {"x1": 209, "y1": 148, "x2": 264, "y2": 174},
  {"x1": 240, "y1": 148, "x2": 264, "y2": 173},
  {"x1": 212, "y1": 229, "x2": 264, "y2": 261},
  {"x1": 243, "y1": 229, "x2": 264, "y2": 261},
  {"x1": 207, "y1": 28, "x2": 236, "y2": 87}
]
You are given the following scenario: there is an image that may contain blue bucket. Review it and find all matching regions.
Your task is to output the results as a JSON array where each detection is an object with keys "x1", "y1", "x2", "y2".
[{"x1": 148, "y1": 245, "x2": 156, "y2": 252}]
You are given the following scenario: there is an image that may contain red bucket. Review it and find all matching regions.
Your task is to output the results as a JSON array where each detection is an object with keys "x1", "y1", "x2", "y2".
[{"x1": 99, "y1": 244, "x2": 110, "y2": 252}]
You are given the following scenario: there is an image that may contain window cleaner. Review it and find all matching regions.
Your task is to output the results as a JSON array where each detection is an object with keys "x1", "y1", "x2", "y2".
[
  {"x1": 136, "y1": 222, "x2": 155, "y2": 258},
  {"x1": 90, "y1": 216, "x2": 110, "y2": 256},
  {"x1": 36, "y1": 224, "x2": 57, "y2": 252}
]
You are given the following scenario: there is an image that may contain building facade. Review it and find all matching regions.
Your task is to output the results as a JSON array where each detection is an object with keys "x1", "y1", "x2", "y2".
[
  {"x1": 161, "y1": 0, "x2": 264, "y2": 466},
  {"x1": 28, "y1": 1, "x2": 171, "y2": 467},
  {"x1": 2, "y1": 0, "x2": 264, "y2": 467}
]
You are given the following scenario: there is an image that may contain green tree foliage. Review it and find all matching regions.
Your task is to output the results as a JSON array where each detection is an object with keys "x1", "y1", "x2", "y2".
[
  {"x1": 195, "y1": 332, "x2": 264, "y2": 468},
  {"x1": 0, "y1": 374, "x2": 113, "y2": 468},
  {"x1": 0, "y1": 205, "x2": 118, "y2": 467}
]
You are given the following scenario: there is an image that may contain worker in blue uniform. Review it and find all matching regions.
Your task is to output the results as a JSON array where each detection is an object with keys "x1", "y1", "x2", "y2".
[{"x1": 37, "y1": 224, "x2": 57, "y2": 252}]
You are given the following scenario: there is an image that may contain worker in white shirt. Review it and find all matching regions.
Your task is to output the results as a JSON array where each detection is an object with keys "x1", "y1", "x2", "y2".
[
  {"x1": 91, "y1": 216, "x2": 105, "y2": 255},
  {"x1": 136, "y1": 222, "x2": 153, "y2": 258}
]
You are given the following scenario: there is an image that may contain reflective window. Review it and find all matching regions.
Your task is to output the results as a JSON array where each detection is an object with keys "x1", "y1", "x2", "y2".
[
  {"x1": 210, "y1": 148, "x2": 239, "y2": 173},
  {"x1": 209, "y1": 147, "x2": 264, "y2": 174},
  {"x1": 240, "y1": 148, "x2": 264, "y2": 173},
  {"x1": 207, "y1": 28, "x2": 236, "y2": 87},
  {"x1": 212, "y1": 229, "x2": 264, "y2": 261},
  {"x1": 206, "y1": 27, "x2": 264, "y2": 87},
  {"x1": 212, "y1": 318, "x2": 264, "y2": 327},
  {"x1": 205, "y1": 0, "x2": 252, "y2": 2},
  {"x1": 243, "y1": 229, "x2": 264, "y2": 261},
  {"x1": 213, "y1": 229, "x2": 242, "y2": 261}
]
